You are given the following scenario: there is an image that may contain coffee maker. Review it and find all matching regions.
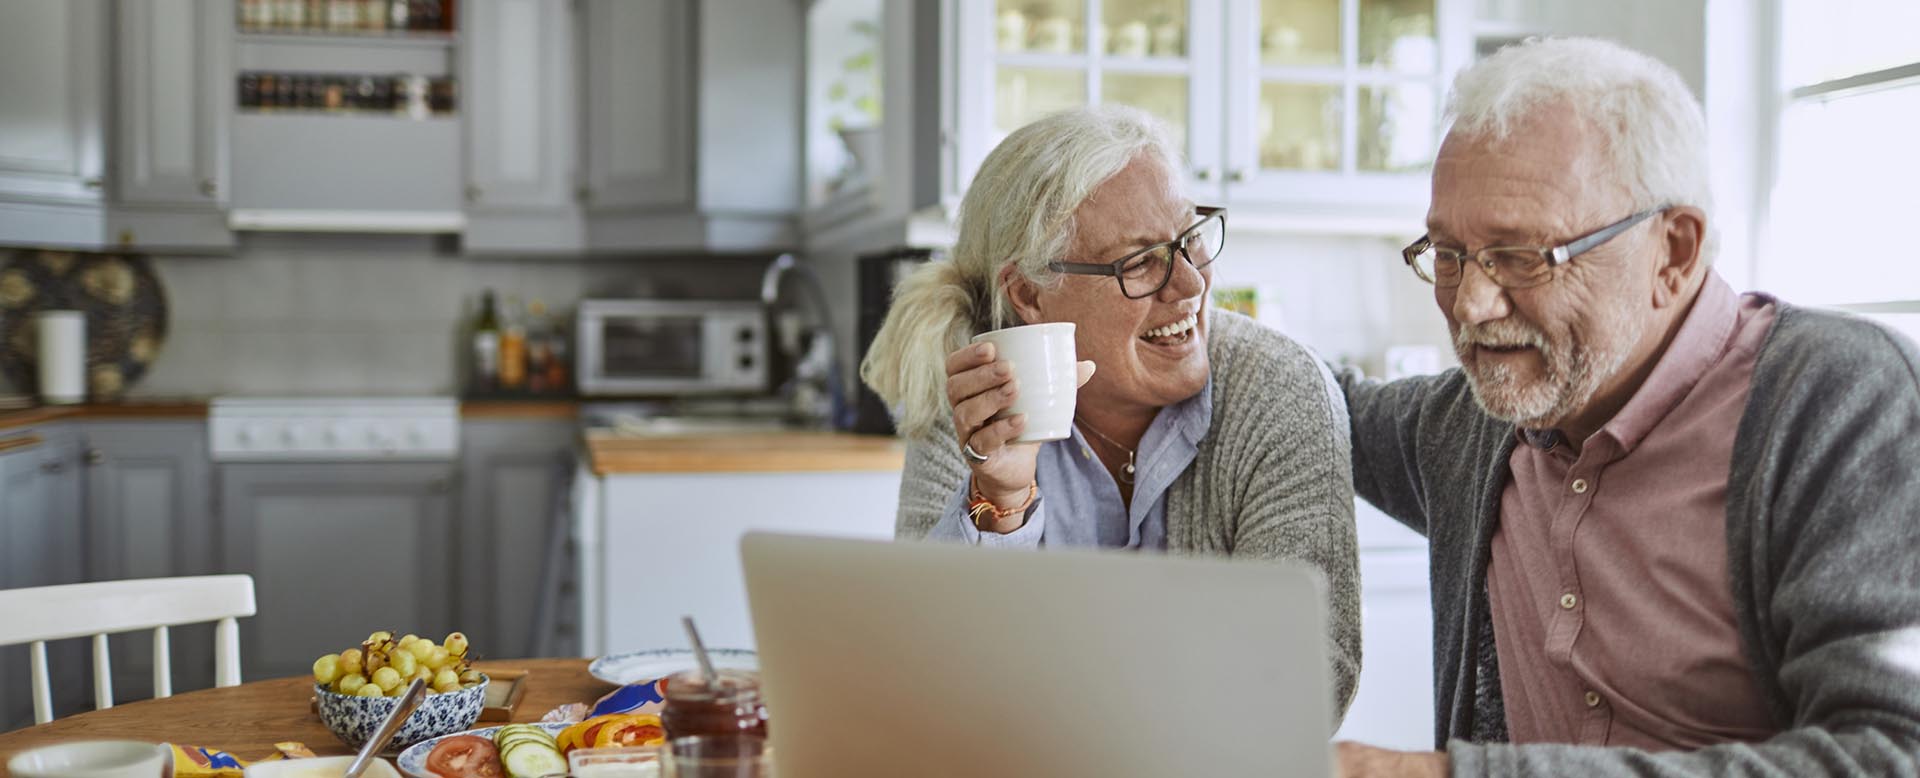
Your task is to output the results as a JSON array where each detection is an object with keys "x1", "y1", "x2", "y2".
[{"x1": 852, "y1": 247, "x2": 939, "y2": 435}]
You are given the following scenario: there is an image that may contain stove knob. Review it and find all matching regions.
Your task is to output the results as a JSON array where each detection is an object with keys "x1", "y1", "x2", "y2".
[
  {"x1": 370, "y1": 429, "x2": 397, "y2": 449},
  {"x1": 406, "y1": 426, "x2": 428, "y2": 446},
  {"x1": 280, "y1": 426, "x2": 299, "y2": 446},
  {"x1": 237, "y1": 423, "x2": 260, "y2": 446}
]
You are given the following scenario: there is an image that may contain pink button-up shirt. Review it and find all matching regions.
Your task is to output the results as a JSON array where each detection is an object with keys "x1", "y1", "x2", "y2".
[{"x1": 1487, "y1": 273, "x2": 1780, "y2": 749}]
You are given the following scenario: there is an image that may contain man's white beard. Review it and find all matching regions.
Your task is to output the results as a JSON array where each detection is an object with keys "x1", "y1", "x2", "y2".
[{"x1": 1454, "y1": 316, "x2": 1641, "y2": 430}]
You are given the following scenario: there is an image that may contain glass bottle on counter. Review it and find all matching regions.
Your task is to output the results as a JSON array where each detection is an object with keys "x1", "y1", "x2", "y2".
[
  {"x1": 497, "y1": 295, "x2": 527, "y2": 392},
  {"x1": 525, "y1": 300, "x2": 552, "y2": 394},
  {"x1": 471, "y1": 290, "x2": 501, "y2": 393}
]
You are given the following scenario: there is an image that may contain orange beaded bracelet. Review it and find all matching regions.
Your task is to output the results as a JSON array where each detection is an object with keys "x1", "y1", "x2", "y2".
[{"x1": 968, "y1": 479, "x2": 1038, "y2": 531}]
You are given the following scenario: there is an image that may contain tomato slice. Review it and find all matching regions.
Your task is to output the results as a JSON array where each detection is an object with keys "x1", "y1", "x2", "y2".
[{"x1": 426, "y1": 735, "x2": 504, "y2": 778}]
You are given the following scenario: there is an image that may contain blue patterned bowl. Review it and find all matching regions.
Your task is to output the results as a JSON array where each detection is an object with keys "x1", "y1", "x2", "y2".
[{"x1": 314, "y1": 675, "x2": 488, "y2": 750}]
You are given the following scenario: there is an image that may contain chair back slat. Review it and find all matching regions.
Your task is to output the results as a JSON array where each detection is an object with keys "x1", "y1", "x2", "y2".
[
  {"x1": 154, "y1": 625, "x2": 173, "y2": 699},
  {"x1": 214, "y1": 617, "x2": 242, "y2": 688},
  {"x1": 92, "y1": 633, "x2": 113, "y2": 712},
  {"x1": 29, "y1": 641, "x2": 52, "y2": 725},
  {"x1": 3, "y1": 575, "x2": 256, "y2": 724}
]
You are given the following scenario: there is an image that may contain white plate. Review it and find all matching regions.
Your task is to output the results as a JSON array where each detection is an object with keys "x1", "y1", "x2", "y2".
[
  {"x1": 396, "y1": 723, "x2": 568, "y2": 778},
  {"x1": 586, "y1": 648, "x2": 758, "y2": 686}
]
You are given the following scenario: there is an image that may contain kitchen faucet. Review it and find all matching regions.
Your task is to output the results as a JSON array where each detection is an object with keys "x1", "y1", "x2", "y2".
[{"x1": 761, "y1": 253, "x2": 853, "y2": 429}]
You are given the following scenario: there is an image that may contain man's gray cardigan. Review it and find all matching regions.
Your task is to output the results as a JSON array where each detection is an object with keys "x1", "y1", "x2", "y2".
[{"x1": 1341, "y1": 301, "x2": 1920, "y2": 775}]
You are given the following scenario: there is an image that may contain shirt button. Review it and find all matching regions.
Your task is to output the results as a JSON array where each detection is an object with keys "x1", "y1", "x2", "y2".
[
  {"x1": 1585, "y1": 690, "x2": 1602, "y2": 708},
  {"x1": 1560, "y1": 593, "x2": 1578, "y2": 609},
  {"x1": 1571, "y1": 478, "x2": 1589, "y2": 494}
]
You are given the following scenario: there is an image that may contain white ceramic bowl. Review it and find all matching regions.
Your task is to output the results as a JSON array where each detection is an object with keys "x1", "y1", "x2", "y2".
[
  {"x1": 313, "y1": 676, "x2": 488, "y2": 750},
  {"x1": 244, "y1": 755, "x2": 400, "y2": 778},
  {"x1": 8, "y1": 741, "x2": 166, "y2": 778}
]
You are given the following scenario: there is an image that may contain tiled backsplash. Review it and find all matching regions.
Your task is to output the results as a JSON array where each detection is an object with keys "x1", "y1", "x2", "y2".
[{"x1": 5, "y1": 235, "x2": 775, "y2": 398}]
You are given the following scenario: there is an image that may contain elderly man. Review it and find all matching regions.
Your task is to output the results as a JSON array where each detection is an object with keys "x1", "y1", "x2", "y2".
[{"x1": 1334, "y1": 37, "x2": 1920, "y2": 777}]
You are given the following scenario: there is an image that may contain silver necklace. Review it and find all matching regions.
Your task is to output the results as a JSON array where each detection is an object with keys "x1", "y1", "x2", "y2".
[{"x1": 1075, "y1": 418, "x2": 1136, "y2": 485}]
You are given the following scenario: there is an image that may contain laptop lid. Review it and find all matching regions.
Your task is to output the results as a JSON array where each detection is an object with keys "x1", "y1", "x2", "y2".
[{"x1": 741, "y1": 533, "x2": 1335, "y2": 778}]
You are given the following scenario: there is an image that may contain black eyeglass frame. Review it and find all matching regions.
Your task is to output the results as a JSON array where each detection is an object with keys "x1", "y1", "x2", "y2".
[
  {"x1": 1047, "y1": 206, "x2": 1227, "y2": 300},
  {"x1": 1402, "y1": 205, "x2": 1672, "y2": 289}
]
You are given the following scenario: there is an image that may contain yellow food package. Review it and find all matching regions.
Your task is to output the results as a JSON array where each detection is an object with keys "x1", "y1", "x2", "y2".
[{"x1": 165, "y1": 742, "x2": 313, "y2": 778}]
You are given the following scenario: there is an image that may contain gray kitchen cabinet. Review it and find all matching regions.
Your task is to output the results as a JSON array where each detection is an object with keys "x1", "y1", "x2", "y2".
[
  {"x1": 457, "y1": 420, "x2": 575, "y2": 660},
  {"x1": 110, "y1": 0, "x2": 235, "y2": 250},
  {"x1": 461, "y1": 0, "x2": 584, "y2": 251},
  {"x1": 217, "y1": 463, "x2": 456, "y2": 681},
  {"x1": 0, "y1": 0, "x2": 109, "y2": 246},
  {"x1": 82, "y1": 421, "x2": 218, "y2": 700},
  {"x1": 0, "y1": 426, "x2": 88, "y2": 732},
  {"x1": 579, "y1": 0, "x2": 694, "y2": 212},
  {"x1": 0, "y1": 0, "x2": 234, "y2": 250}
]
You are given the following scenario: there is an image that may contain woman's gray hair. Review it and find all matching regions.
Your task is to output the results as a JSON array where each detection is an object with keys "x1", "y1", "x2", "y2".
[
  {"x1": 859, "y1": 105, "x2": 1183, "y2": 439},
  {"x1": 1448, "y1": 37, "x2": 1717, "y2": 263}
]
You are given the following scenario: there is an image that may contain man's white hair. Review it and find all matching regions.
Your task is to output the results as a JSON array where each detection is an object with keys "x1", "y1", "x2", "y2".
[{"x1": 1447, "y1": 37, "x2": 1716, "y2": 263}]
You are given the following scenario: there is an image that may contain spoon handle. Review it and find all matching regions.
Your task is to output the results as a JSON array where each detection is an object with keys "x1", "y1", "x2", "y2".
[{"x1": 345, "y1": 678, "x2": 429, "y2": 778}]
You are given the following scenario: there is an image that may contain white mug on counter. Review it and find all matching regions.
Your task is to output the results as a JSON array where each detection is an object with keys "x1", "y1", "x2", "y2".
[
  {"x1": 36, "y1": 310, "x2": 86, "y2": 405},
  {"x1": 970, "y1": 322, "x2": 1077, "y2": 443}
]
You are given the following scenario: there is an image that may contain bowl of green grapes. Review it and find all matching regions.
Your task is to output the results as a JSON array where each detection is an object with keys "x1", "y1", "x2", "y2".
[{"x1": 312, "y1": 630, "x2": 490, "y2": 749}]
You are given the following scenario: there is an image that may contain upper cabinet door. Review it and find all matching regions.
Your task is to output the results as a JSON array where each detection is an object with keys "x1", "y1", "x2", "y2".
[
  {"x1": 0, "y1": 0, "x2": 107, "y2": 203},
  {"x1": 116, "y1": 0, "x2": 233, "y2": 207},
  {"x1": 1223, "y1": 0, "x2": 1455, "y2": 218},
  {"x1": 463, "y1": 0, "x2": 577, "y2": 210},
  {"x1": 957, "y1": 0, "x2": 1225, "y2": 197},
  {"x1": 580, "y1": 0, "x2": 694, "y2": 211}
]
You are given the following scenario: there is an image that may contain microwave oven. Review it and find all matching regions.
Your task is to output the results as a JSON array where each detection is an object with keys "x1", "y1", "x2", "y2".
[{"x1": 575, "y1": 299, "x2": 769, "y2": 396}]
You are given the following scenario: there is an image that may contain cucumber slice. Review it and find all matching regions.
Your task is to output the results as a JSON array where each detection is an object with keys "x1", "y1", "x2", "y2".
[
  {"x1": 501, "y1": 742, "x2": 567, "y2": 778},
  {"x1": 496, "y1": 732, "x2": 552, "y2": 749}
]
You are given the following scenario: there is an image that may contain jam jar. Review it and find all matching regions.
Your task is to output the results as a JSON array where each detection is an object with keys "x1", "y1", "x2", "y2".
[{"x1": 660, "y1": 668, "x2": 769, "y2": 740}]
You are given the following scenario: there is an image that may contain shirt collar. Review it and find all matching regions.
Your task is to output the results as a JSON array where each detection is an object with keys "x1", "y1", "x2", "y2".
[{"x1": 1517, "y1": 272, "x2": 1739, "y2": 456}]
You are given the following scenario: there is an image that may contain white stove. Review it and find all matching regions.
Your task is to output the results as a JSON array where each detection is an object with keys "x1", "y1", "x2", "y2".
[{"x1": 208, "y1": 397, "x2": 460, "y2": 461}]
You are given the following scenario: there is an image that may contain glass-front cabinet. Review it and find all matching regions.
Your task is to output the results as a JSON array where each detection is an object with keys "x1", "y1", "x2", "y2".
[
  {"x1": 961, "y1": 0, "x2": 1223, "y2": 194},
  {"x1": 955, "y1": 0, "x2": 1469, "y2": 230}
]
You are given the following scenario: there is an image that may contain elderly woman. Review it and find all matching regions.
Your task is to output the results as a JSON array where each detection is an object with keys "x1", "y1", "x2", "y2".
[{"x1": 859, "y1": 105, "x2": 1361, "y2": 714}]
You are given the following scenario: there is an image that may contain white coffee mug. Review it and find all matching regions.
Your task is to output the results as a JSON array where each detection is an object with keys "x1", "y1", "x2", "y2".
[
  {"x1": 970, "y1": 322, "x2": 1077, "y2": 443},
  {"x1": 8, "y1": 741, "x2": 166, "y2": 778}
]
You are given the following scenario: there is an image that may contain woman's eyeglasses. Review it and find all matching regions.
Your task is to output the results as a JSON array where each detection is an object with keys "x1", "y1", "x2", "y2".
[{"x1": 1048, "y1": 206, "x2": 1227, "y2": 299}]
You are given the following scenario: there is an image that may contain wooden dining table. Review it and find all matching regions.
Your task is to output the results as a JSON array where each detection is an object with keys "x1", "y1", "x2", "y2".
[{"x1": 0, "y1": 659, "x2": 616, "y2": 778}]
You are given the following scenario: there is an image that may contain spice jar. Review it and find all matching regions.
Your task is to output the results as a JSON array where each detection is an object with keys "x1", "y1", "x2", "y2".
[{"x1": 659, "y1": 669, "x2": 768, "y2": 740}]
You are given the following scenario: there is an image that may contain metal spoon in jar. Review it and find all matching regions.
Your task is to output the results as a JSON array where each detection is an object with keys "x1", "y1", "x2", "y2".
[
  {"x1": 681, "y1": 615, "x2": 719, "y2": 685},
  {"x1": 344, "y1": 677, "x2": 429, "y2": 778}
]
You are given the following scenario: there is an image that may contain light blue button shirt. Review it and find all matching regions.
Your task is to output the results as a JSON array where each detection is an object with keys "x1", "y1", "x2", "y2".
[{"x1": 928, "y1": 379, "x2": 1214, "y2": 549}]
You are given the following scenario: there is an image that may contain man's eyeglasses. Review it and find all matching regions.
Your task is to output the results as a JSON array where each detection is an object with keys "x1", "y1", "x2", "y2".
[
  {"x1": 1403, "y1": 206, "x2": 1669, "y2": 289},
  {"x1": 1049, "y1": 206, "x2": 1227, "y2": 299}
]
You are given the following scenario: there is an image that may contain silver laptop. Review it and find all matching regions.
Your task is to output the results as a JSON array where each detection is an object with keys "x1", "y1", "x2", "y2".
[{"x1": 740, "y1": 533, "x2": 1336, "y2": 778}]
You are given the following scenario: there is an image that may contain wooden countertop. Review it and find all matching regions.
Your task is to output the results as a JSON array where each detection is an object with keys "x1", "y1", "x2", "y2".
[
  {"x1": 587, "y1": 429, "x2": 904, "y2": 474},
  {"x1": 0, "y1": 401, "x2": 210, "y2": 431},
  {"x1": 0, "y1": 399, "x2": 583, "y2": 431}
]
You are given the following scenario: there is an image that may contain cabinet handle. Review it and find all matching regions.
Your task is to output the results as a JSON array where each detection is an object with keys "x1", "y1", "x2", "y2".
[
  {"x1": 40, "y1": 461, "x2": 65, "y2": 474},
  {"x1": 465, "y1": 184, "x2": 483, "y2": 203},
  {"x1": 84, "y1": 178, "x2": 104, "y2": 190},
  {"x1": 1195, "y1": 168, "x2": 1215, "y2": 181},
  {"x1": 86, "y1": 449, "x2": 105, "y2": 465},
  {"x1": 1229, "y1": 169, "x2": 1249, "y2": 183},
  {"x1": 576, "y1": 186, "x2": 592, "y2": 203},
  {"x1": 200, "y1": 178, "x2": 218, "y2": 197}
]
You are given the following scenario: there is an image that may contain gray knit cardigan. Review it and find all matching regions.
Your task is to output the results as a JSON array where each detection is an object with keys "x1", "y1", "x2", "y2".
[
  {"x1": 1342, "y1": 301, "x2": 1920, "y2": 776},
  {"x1": 894, "y1": 310, "x2": 1364, "y2": 718}
]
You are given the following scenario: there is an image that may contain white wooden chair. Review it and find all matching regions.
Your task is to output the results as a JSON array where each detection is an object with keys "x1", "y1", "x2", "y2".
[{"x1": 0, "y1": 574, "x2": 256, "y2": 724}]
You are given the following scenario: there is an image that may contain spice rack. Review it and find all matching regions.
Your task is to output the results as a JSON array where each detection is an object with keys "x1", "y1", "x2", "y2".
[{"x1": 226, "y1": 0, "x2": 464, "y2": 230}]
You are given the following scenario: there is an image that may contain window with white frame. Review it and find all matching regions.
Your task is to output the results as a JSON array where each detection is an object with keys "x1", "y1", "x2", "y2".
[{"x1": 1762, "y1": 1, "x2": 1920, "y2": 338}]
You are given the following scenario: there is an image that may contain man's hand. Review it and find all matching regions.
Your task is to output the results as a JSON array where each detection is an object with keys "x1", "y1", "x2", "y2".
[{"x1": 1335, "y1": 742, "x2": 1449, "y2": 778}]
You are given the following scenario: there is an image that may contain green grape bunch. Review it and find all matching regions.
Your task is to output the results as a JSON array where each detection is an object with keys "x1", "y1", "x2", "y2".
[{"x1": 313, "y1": 630, "x2": 478, "y2": 696}]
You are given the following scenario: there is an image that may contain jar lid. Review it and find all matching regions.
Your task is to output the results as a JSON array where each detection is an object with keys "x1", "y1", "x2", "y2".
[{"x1": 663, "y1": 669, "x2": 761, "y2": 702}]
